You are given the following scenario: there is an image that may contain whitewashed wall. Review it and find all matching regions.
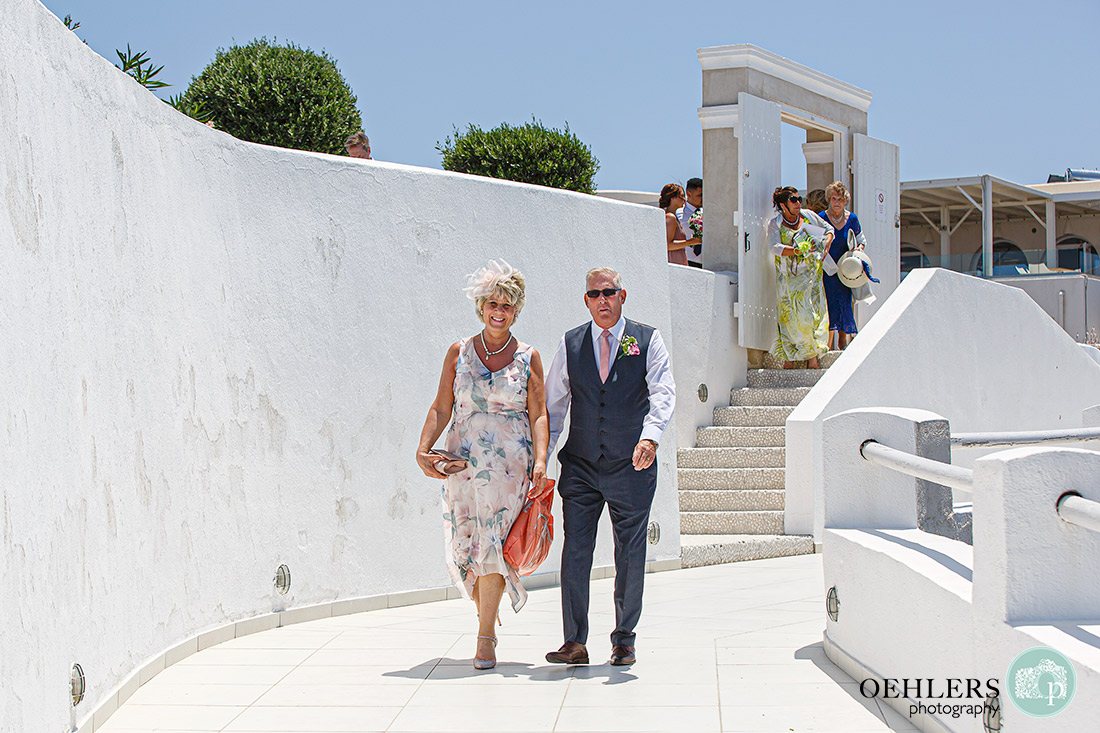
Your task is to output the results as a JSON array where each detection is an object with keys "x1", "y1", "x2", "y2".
[
  {"x1": 992, "y1": 273, "x2": 1100, "y2": 342},
  {"x1": 785, "y1": 268, "x2": 1100, "y2": 540},
  {"x1": 0, "y1": 1, "x2": 681, "y2": 729},
  {"x1": 668, "y1": 267, "x2": 745, "y2": 449}
]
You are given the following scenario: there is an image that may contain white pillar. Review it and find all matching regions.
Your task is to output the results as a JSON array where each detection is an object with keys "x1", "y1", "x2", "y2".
[
  {"x1": 802, "y1": 138, "x2": 833, "y2": 194},
  {"x1": 1046, "y1": 200, "x2": 1057, "y2": 270},
  {"x1": 981, "y1": 175, "x2": 993, "y2": 278},
  {"x1": 939, "y1": 206, "x2": 951, "y2": 268},
  {"x1": 973, "y1": 446, "x2": 1100, "y2": 623},
  {"x1": 698, "y1": 106, "x2": 741, "y2": 272}
]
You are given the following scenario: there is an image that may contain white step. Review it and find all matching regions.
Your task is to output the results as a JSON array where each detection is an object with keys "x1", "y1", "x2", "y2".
[
  {"x1": 713, "y1": 406, "x2": 794, "y2": 427},
  {"x1": 676, "y1": 447, "x2": 784, "y2": 469},
  {"x1": 680, "y1": 534, "x2": 815, "y2": 568},
  {"x1": 680, "y1": 510, "x2": 785, "y2": 535},
  {"x1": 747, "y1": 369, "x2": 825, "y2": 388},
  {"x1": 679, "y1": 489, "x2": 785, "y2": 512},
  {"x1": 695, "y1": 426, "x2": 786, "y2": 448},
  {"x1": 729, "y1": 387, "x2": 812, "y2": 407},
  {"x1": 763, "y1": 350, "x2": 843, "y2": 370},
  {"x1": 677, "y1": 467, "x2": 785, "y2": 490}
]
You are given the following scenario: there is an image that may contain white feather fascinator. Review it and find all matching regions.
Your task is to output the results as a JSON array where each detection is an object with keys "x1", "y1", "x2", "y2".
[{"x1": 463, "y1": 259, "x2": 516, "y2": 301}]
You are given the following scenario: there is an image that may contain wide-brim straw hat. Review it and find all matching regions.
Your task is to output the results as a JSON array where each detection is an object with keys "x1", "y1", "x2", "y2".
[{"x1": 837, "y1": 250, "x2": 875, "y2": 289}]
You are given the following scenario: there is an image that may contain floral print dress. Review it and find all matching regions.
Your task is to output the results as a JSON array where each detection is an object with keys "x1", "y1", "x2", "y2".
[
  {"x1": 442, "y1": 337, "x2": 533, "y2": 612},
  {"x1": 767, "y1": 210, "x2": 833, "y2": 361}
]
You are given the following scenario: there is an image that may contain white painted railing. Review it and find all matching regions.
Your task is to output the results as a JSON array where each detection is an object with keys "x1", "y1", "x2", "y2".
[
  {"x1": 862, "y1": 439, "x2": 1100, "y2": 535},
  {"x1": 822, "y1": 407, "x2": 1100, "y2": 733},
  {"x1": 1057, "y1": 493, "x2": 1100, "y2": 533},
  {"x1": 860, "y1": 439, "x2": 974, "y2": 491},
  {"x1": 952, "y1": 426, "x2": 1100, "y2": 447}
]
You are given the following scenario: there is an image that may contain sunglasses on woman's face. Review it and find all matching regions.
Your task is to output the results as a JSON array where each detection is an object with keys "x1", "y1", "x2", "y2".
[
  {"x1": 586, "y1": 288, "x2": 621, "y2": 299},
  {"x1": 787, "y1": 196, "x2": 802, "y2": 203}
]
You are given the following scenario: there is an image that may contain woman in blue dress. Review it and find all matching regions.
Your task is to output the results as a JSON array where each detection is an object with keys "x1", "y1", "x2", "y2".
[{"x1": 819, "y1": 181, "x2": 867, "y2": 351}]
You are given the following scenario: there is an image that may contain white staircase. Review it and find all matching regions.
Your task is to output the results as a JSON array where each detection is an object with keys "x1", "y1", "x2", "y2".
[{"x1": 678, "y1": 351, "x2": 841, "y2": 568}]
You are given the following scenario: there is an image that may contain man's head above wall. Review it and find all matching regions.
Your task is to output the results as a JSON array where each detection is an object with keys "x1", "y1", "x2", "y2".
[{"x1": 686, "y1": 177, "x2": 702, "y2": 208}]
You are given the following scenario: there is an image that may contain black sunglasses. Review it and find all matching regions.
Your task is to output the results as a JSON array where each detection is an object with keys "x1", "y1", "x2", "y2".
[
  {"x1": 787, "y1": 195, "x2": 803, "y2": 203},
  {"x1": 586, "y1": 288, "x2": 621, "y2": 299}
]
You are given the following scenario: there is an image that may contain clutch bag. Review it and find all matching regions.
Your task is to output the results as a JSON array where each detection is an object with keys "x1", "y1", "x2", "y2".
[{"x1": 429, "y1": 448, "x2": 468, "y2": 475}]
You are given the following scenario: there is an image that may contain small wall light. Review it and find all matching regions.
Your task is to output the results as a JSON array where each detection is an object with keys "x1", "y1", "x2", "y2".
[
  {"x1": 274, "y1": 564, "x2": 291, "y2": 595},
  {"x1": 647, "y1": 522, "x2": 661, "y2": 545},
  {"x1": 70, "y1": 663, "x2": 85, "y2": 706},
  {"x1": 982, "y1": 691, "x2": 1001, "y2": 732},
  {"x1": 697, "y1": 384, "x2": 709, "y2": 402},
  {"x1": 826, "y1": 586, "x2": 840, "y2": 621}
]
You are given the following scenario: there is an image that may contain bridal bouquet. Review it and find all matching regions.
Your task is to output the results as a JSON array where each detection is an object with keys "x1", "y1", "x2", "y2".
[
  {"x1": 688, "y1": 208, "x2": 703, "y2": 238},
  {"x1": 791, "y1": 228, "x2": 818, "y2": 261},
  {"x1": 687, "y1": 208, "x2": 703, "y2": 256}
]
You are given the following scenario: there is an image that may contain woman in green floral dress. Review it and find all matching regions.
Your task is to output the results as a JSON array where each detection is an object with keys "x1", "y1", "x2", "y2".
[{"x1": 767, "y1": 186, "x2": 834, "y2": 369}]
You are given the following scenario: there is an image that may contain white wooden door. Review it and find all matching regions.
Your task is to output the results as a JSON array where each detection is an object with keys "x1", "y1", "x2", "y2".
[
  {"x1": 735, "y1": 92, "x2": 782, "y2": 349},
  {"x1": 852, "y1": 134, "x2": 900, "y2": 327}
]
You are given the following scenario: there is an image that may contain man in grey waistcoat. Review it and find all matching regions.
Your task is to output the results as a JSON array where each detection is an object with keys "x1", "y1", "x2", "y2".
[{"x1": 543, "y1": 266, "x2": 676, "y2": 666}]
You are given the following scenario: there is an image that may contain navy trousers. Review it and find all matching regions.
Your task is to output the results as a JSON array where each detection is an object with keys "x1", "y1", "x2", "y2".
[{"x1": 558, "y1": 452, "x2": 657, "y2": 646}]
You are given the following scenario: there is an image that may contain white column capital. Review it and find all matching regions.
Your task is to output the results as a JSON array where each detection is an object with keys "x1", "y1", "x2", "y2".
[
  {"x1": 698, "y1": 105, "x2": 740, "y2": 130},
  {"x1": 801, "y1": 141, "x2": 833, "y2": 165}
]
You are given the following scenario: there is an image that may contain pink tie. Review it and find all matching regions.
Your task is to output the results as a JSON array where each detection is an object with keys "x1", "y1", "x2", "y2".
[{"x1": 599, "y1": 329, "x2": 612, "y2": 383}]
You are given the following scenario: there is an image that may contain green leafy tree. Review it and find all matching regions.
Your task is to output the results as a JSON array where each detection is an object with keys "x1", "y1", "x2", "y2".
[
  {"x1": 437, "y1": 119, "x2": 599, "y2": 194},
  {"x1": 176, "y1": 38, "x2": 362, "y2": 155}
]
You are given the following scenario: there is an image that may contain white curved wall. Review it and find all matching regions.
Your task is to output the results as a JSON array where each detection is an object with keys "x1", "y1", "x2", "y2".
[
  {"x1": 667, "y1": 267, "x2": 745, "y2": 449},
  {"x1": 0, "y1": 1, "x2": 681, "y2": 728},
  {"x1": 785, "y1": 267, "x2": 1100, "y2": 540}
]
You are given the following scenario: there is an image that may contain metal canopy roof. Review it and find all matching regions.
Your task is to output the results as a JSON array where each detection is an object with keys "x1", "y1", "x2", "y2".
[{"x1": 900, "y1": 176, "x2": 1100, "y2": 229}]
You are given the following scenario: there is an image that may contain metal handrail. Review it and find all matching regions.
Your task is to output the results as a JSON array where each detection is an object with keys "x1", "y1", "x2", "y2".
[
  {"x1": 1057, "y1": 494, "x2": 1100, "y2": 533},
  {"x1": 951, "y1": 426, "x2": 1100, "y2": 448},
  {"x1": 860, "y1": 440, "x2": 974, "y2": 491}
]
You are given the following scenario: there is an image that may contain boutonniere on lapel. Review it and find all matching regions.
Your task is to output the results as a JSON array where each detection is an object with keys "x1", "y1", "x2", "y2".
[{"x1": 619, "y1": 335, "x2": 640, "y2": 358}]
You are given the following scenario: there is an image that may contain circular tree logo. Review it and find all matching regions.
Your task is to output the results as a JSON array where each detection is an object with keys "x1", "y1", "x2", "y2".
[{"x1": 1006, "y1": 647, "x2": 1076, "y2": 717}]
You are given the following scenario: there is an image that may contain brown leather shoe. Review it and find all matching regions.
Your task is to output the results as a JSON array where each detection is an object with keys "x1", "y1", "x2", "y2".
[
  {"x1": 545, "y1": 641, "x2": 589, "y2": 665},
  {"x1": 609, "y1": 644, "x2": 636, "y2": 666}
]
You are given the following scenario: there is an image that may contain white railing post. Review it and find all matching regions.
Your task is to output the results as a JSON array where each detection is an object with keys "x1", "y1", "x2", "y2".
[
  {"x1": 822, "y1": 407, "x2": 967, "y2": 541},
  {"x1": 972, "y1": 446, "x2": 1100, "y2": 624}
]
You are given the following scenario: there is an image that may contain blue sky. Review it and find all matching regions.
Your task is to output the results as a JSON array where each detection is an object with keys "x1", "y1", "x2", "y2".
[{"x1": 47, "y1": 0, "x2": 1099, "y2": 192}]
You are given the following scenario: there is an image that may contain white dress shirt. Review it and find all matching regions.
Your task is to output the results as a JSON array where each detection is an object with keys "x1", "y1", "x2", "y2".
[
  {"x1": 545, "y1": 316, "x2": 676, "y2": 454},
  {"x1": 676, "y1": 202, "x2": 701, "y2": 266}
]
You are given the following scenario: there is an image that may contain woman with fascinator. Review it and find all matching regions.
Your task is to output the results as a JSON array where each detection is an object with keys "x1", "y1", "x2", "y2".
[{"x1": 416, "y1": 259, "x2": 550, "y2": 670}]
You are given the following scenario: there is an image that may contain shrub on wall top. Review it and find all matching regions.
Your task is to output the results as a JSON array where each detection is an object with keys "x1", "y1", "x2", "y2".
[
  {"x1": 178, "y1": 38, "x2": 362, "y2": 155},
  {"x1": 437, "y1": 119, "x2": 599, "y2": 194}
]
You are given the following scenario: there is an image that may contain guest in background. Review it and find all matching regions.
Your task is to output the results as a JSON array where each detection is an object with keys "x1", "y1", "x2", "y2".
[
  {"x1": 677, "y1": 178, "x2": 704, "y2": 268},
  {"x1": 805, "y1": 189, "x2": 827, "y2": 217},
  {"x1": 768, "y1": 186, "x2": 834, "y2": 369},
  {"x1": 660, "y1": 184, "x2": 698, "y2": 266},
  {"x1": 345, "y1": 131, "x2": 372, "y2": 159},
  {"x1": 415, "y1": 260, "x2": 549, "y2": 670},
  {"x1": 819, "y1": 181, "x2": 866, "y2": 351}
]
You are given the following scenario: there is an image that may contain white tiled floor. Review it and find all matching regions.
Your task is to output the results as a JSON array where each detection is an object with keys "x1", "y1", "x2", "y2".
[{"x1": 96, "y1": 554, "x2": 918, "y2": 732}]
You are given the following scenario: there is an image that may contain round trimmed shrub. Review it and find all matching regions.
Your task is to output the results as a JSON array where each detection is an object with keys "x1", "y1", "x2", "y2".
[
  {"x1": 178, "y1": 38, "x2": 362, "y2": 155},
  {"x1": 437, "y1": 119, "x2": 599, "y2": 194}
]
